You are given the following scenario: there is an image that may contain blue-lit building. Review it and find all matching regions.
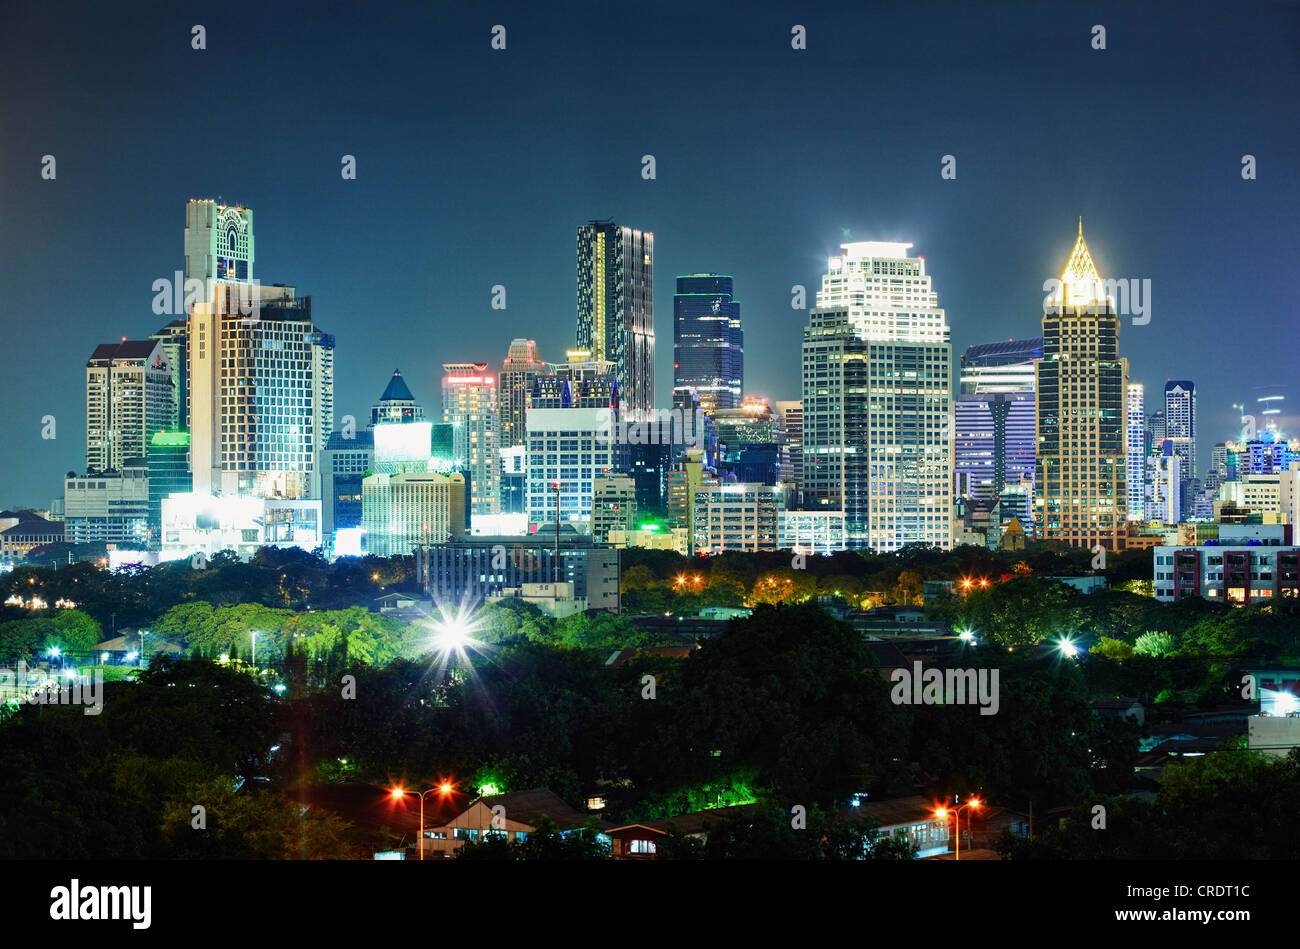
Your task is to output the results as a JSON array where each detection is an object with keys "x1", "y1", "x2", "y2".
[{"x1": 672, "y1": 274, "x2": 742, "y2": 414}]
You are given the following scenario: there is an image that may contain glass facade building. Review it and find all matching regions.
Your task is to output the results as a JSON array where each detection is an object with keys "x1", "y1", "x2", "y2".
[{"x1": 672, "y1": 274, "x2": 742, "y2": 413}]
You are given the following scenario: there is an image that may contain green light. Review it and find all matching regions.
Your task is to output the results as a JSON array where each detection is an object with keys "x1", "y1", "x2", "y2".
[
  {"x1": 480, "y1": 783, "x2": 501, "y2": 796},
  {"x1": 638, "y1": 523, "x2": 660, "y2": 532},
  {"x1": 150, "y1": 431, "x2": 190, "y2": 447}
]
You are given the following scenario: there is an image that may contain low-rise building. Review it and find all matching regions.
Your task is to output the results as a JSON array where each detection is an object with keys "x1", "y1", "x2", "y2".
[{"x1": 1154, "y1": 524, "x2": 1298, "y2": 603}]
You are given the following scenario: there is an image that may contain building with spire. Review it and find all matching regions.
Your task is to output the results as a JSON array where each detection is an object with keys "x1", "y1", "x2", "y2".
[
  {"x1": 370, "y1": 369, "x2": 424, "y2": 427},
  {"x1": 1035, "y1": 221, "x2": 1128, "y2": 550}
]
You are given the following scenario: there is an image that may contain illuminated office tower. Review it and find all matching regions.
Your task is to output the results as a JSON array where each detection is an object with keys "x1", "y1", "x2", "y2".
[
  {"x1": 1147, "y1": 409, "x2": 1166, "y2": 455},
  {"x1": 184, "y1": 201, "x2": 331, "y2": 500},
  {"x1": 953, "y1": 338, "x2": 1040, "y2": 514},
  {"x1": 442, "y1": 362, "x2": 500, "y2": 517},
  {"x1": 188, "y1": 283, "x2": 330, "y2": 499},
  {"x1": 803, "y1": 241, "x2": 953, "y2": 552},
  {"x1": 576, "y1": 220, "x2": 654, "y2": 418},
  {"x1": 500, "y1": 339, "x2": 544, "y2": 448},
  {"x1": 1035, "y1": 222, "x2": 1128, "y2": 550},
  {"x1": 1126, "y1": 383, "x2": 1145, "y2": 521},
  {"x1": 85, "y1": 340, "x2": 174, "y2": 474},
  {"x1": 1164, "y1": 380, "x2": 1197, "y2": 508},
  {"x1": 673, "y1": 274, "x2": 743, "y2": 413}
]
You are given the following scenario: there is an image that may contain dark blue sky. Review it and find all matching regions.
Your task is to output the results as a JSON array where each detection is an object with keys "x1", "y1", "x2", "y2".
[{"x1": 2, "y1": 0, "x2": 1297, "y2": 507}]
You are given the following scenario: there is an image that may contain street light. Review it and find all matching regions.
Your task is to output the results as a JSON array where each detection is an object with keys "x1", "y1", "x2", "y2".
[
  {"x1": 391, "y1": 781, "x2": 457, "y2": 860},
  {"x1": 936, "y1": 798, "x2": 982, "y2": 860},
  {"x1": 251, "y1": 630, "x2": 258, "y2": 671}
]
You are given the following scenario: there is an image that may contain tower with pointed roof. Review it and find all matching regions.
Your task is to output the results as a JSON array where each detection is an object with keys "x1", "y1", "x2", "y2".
[
  {"x1": 370, "y1": 369, "x2": 425, "y2": 428},
  {"x1": 1036, "y1": 222, "x2": 1129, "y2": 551}
]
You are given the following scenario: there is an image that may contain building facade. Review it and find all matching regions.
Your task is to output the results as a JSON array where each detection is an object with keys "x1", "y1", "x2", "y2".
[
  {"x1": 442, "y1": 362, "x2": 500, "y2": 518},
  {"x1": 693, "y1": 483, "x2": 783, "y2": 553},
  {"x1": 524, "y1": 407, "x2": 619, "y2": 529},
  {"x1": 499, "y1": 338, "x2": 544, "y2": 448},
  {"x1": 1126, "y1": 383, "x2": 1145, "y2": 522},
  {"x1": 361, "y1": 471, "x2": 467, "y2": 557},
  {"x1": 576, "y1": 220, "x2": 654, "y2": 419},
  {"x1": 672, "y1": 274, "x2": 742, "y2": 413},
  {"x1": 1035, "y1": 223, "x2": 1128, "y2": 550},
  {"x1": 86, "y1": 340, "x2": 173, "y2": 474}
]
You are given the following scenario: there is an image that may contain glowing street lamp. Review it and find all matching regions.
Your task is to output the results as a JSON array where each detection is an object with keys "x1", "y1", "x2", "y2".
[
  {"x1": 391, "y1": 781, "x2": 457, "y2": 860},
  {"x1": 1057, "y1": 637, "x2": 1079, "y2": 658},
  {"x1": 936, "y1": 798, "x2": 982, "y2": 859}
]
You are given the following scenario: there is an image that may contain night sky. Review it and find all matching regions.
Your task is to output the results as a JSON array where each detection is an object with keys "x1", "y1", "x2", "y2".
[{"x1": 2, "y1": 0, "x2": 1296, "y2": 508}]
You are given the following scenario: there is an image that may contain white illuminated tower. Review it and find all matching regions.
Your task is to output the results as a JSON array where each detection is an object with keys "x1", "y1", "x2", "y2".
[
  {"x1": 1126, "y1": 383, "x2": 1145, "y2": 521},
  {"x1": 803, "y1": 241, "x2": 953, "y2": 552},
  {"x1": 442, "y1": 362, "x2": 500, "y2": 517}
]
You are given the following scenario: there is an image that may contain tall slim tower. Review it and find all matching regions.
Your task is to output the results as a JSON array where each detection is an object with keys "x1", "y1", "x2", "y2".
[
  {"x1": 1126, "y1": 383, "x2": 1145, "y2": 521},
  {"x1": 576, "y1": 220, "x2": 654, "y2": 419},
  {"x1": 803, "y1": 241, "x2": 952, "y2": 552},
  {"x1": 1164, "y1": 380, "x2": 1197, "y2": 509},
  {"x1": 1035, "y1": 221, "x2": 1128, "y2": 550},
  {"x1": 673, "y1": 274, "x2": 742, "y2": 413},
  {"x1": 442, "y1": 362, "x2": 500, "y2": 517}
]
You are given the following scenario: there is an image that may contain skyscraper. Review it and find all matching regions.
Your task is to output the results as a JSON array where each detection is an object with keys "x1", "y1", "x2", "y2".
[
  {"x1": 1126, "y1": 383, "x2": 1145, "y2": 522},
  {"x1": 953, "y1": 338, "x2": 1040, "y2": 520},
  {"x1": 576, "y1": 220, "x2": 654, "y2": 418},
  {"x1": 184, "y1": 201, "x2": 331, "y2": 500},
  {"x1": 774, "y1": 400, "x2": 803, "y2": 493},
  {"x1": 442, "y1": 362, "x2": 500, "y2": 517},
  {"x1": 150, "y1": 319, "x2": 189, "y2": 432},
  {"x1": 85, "y1": 340, "x2": 173, "y2": 474},
  {"x1": 499, "y1": 338, "x2": 544, "y2": 448},
  {"x1": 370, "y1": 369, "x2": 424, "y2": 427},
  {"x1": 1164, "y1": 380, "x2": 1197, "y2": 509},
  {"x1": 1035, "y1": 222, "x2": 1128, "y2": 550},
  {"x1": 672, "y1": 274, "x2": 742, "y2": 413},
  {"x1": 803, "y1": 241, "x2": 953, "y2": 552}
]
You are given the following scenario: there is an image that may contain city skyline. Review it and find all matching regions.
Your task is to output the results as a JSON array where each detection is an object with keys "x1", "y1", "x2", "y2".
[{"x1": 2, "y1": 1, "x2": 1296, "y2": 507}]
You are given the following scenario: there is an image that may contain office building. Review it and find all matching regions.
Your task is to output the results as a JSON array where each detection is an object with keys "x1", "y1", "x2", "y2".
[
  {"x1": 361, "y1": 471, "x2": 467, "y2": 557},
  {"x1": 954, "y1": 338, "x2": 1040, "y2": 518},
  {"x1": 524, "y1": 406, "x2": 618, "y2": 528},
  {"x1": 146, "y1": 431, "x2": 192, "y2": 548},
  {"x1": 803, "y1": 241, "x2": 953, "y2": 552},
  {"x1": 672, "y1": 274, "x2": 742, "y2": 413},
  {"x1": 1144, "y1": 451, "x2": 1181, "y2": 525},
  {"x1": 774, "y1": 400, "x2": 803, "y2": 493},
  {"x1": 576, "y1": 220, "x2": 654, "y2": 418},
  {"x1": 1164, "y1": 380, "x2": 1197, "y2": 509},
  {"x1": 1035, "y1": 222, "x2": 1128, "y2": 550},
  {"x1": 64, "y1": 464, "x2": 150, "y2": 545},
  {"x1": 591, "y1": 475, "x2": 637, "y2": 543},
  {"x1": 693, "y1": 483, "x2": 783, "y2": 553},
  {"x1": 150, "y1": 319, "x2": 189, "y2": 431},
  {"x1": 321, "y1": 430, "x2": 374, "y2": 546},
  {"x1": 370, "y1": 369, "x2": 424, "y2": 427}
]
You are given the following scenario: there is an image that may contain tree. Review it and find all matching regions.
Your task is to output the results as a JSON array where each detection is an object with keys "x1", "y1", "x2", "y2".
[{"x1": 1133, "y1": 631, "x2": 1175, "y2": 657}]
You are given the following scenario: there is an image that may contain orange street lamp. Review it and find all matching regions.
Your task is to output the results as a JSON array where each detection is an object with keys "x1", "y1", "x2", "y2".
[
  {"x1": 391, "y1": 781, "x2": 457, "y2": 860},
  {"x1": 936, "y1": 798, "x2": 981, "y2": 860}
]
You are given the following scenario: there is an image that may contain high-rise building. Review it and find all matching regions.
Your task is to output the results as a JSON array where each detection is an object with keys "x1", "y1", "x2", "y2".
[
  {"x1": 576, "y1": 220, "x2": 654, "y2": 418},
  {"x1": 803, "y1": 241, "x2": 953, "y2": 552},
  {"x1": 1126, "y1": 383, "x2": 1145, "y2": 522},
  {"x1": 500, "y1": 339, "x2": 544, "y2": 448},
  {"x1": 1145, "y1": 450, "x2": 1181, "y2": 525},
  {"x1": 189, "y1": 283, "x2": 330, "y2": 499},
  {"x1": 1035, "y1": 222, "x2": 1128, "y2": 550},
  {"x1": 672, "y1": 274, "x2": 742, "y2": 413},
  {"x1": 442, "y1": 363, "x2": 500, "y2": 518},
  {"x1": 320, "y1": 430, "x2": 373, "y2": 549},
  {"x1": 529, "y1": 350, "x2": 618, "y2": 409},
  {"x1": 1164, "y1": 380, "x2": 1197, "y2": 509},
  {"x1": 361, "y1": 471, "x2": 467, "y2": 556},
  {"x1": 85, "y1": 340, "x2": 174, "y2": 475},
  {"x1": 953, "y1": 339, "x2": 1040, "y2": 521},
  {"x1": 150, "y1": 319, "x2": 189, "y2": 431},
  {"x1": 774, "y1": 400, "x2": 803, "y2": 493},
  {"x1": 146, "y1": 431, "x2": 192, "y2": 548},
  {"x1": 1147, "y1": 409, "x2": 1166, "y2": 456},
  {"x1": 184, "y1": 202, "x2": 331, "y2": 500}
]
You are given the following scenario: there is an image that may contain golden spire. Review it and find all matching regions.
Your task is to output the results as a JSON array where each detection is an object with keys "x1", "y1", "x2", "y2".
[{"x1": 1060, "y1": 219, "x2": 1101, "y2": 305}]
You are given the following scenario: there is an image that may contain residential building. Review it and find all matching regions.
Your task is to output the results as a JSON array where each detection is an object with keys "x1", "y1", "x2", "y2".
[
  {"x1": 1126, "y1": 382, "x2": 1145, "y2": 521},
  {"x1": 442, "y1": 362, "x2": 500, "y2": 518},
  {"x1": 85, "y1": 340, "x2": 173, "y2": 475},
  {"x1": 774, "y1": 400, "x2": 803, "y2": 493},
  {"x1": 1164, "y1": 380, "x2": 1197, "y2": 509},
  {"x1": 1154, "y1": 525, "x2": 1298, "y2": 604},
  {"x1": 576, "y1": 220, "x2": 654, "y2": 419}
]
